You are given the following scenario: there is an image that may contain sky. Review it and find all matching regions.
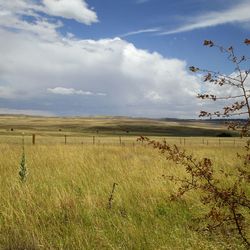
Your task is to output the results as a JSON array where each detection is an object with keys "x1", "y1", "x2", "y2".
[{"x1": 0, "y1": 0, "x2": 249, "y2": 118}]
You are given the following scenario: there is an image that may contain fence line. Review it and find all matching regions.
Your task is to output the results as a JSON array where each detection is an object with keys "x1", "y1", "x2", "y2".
[{"x1": 0, "y1": 133, "x2": 247, "y2": 147}]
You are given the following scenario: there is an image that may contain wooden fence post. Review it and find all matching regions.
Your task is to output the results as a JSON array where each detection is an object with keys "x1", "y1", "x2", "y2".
[
  {"x1": 32, "y1": 134, "x2": 36, "y2": 145},
  {"x1": 64, "y1": 135, "x2": 67, "y2": 145},
  {"x1": 93, "y1": 136, "x2": 95, "y2": 145}
]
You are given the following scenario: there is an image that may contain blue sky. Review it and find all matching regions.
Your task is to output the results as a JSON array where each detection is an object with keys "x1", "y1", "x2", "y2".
[{"x1": 0, "y1": 0, "x2": 249, "y2": 117}]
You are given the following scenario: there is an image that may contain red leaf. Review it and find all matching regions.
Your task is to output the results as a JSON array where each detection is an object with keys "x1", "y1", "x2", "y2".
[
  {"x1": 203, "y1": 40, "x2": 214, "y2": 47},
  {"x1": 244, "y1": 39, "x2": 250, "y2": 45},
  {"x1": 189, "y1": 66, "x2": 199, "y2": 72}
]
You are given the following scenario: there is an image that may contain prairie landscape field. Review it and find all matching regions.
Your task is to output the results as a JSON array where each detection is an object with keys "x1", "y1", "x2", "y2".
[
  {"x1": 0, "y1": 116, "x2": 248, "y2": 250},
  {"x1": 1, "y1": 1, "x2": 250, "y2": 249}
]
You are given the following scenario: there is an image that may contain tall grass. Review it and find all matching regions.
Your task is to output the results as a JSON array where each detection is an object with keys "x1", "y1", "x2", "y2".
[{"x1": 0, "y1": 143, "x2": 247, "y2": 249}]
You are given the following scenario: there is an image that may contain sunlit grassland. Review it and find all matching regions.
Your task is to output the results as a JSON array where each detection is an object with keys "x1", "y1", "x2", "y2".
[
  {"x1": 0, "y1": 140, "x2": 248, "y2": 249},
  {"x1": 0, "y1": 115, "x2": 234, "y2": 137}
]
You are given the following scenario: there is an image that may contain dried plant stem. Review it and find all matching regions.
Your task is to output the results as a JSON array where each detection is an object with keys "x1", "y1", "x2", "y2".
[{"x1": 108, "y1": 182, "x2": 118, "y2": 209}]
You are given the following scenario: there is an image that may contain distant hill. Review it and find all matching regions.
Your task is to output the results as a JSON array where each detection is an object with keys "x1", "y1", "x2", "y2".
[{"x1": 0, "y1": 115, "x2": 239, "y2": 137}]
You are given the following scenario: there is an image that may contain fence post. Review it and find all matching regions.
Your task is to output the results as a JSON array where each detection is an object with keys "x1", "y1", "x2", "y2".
[
  {"x1": 32, "y1": 134, "x2": 36, "y2": 145},
  {"x1": 64, "y1": 135, "x2": 67, "y2": 145},
  {"x1": 93, "y1": 136, "x2": 95, "y2": 145},
  {"x1": 119, "y1": 136, "x2": 122, "y2": 145}
]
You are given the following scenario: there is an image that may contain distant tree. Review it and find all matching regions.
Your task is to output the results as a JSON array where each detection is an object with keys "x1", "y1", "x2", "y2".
[{"x1": 216, "y1": 132, "x2": 232, "y2": 137}]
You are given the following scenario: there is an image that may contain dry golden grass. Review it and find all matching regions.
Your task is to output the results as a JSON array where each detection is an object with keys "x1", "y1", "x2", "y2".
[{"x1": 0, "y1": 140, "x2": 248, "y2": 249}]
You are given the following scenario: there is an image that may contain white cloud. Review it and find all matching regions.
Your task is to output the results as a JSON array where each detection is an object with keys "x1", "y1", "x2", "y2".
[
  {"x1": 160, "y1": 1, "x2": 250, "y2": 35},
  {"x1": 0, "y1": 0, "x2": 201, "y2": 118},
  {"x1": 0, "y1": 27, "x2": 200, "y2": 117},
  {"x1": 145, "y1": 91, "x2": 163, "y2": 102},
  {"x1": 47, "y1": 87, "x2": 106, "y2": 96},
  {"x1": 42, "y1": 0, "x2": 98, "y2": 25},
  {"x1": 120, "y1": 28, "x2": 160, "y2": 38},
  {"x1": 0, "y1": 0, "x2": 62, "y2": 41},
  {"x1": 0, "y1": 0, "x2": 98, "y2": 41}
]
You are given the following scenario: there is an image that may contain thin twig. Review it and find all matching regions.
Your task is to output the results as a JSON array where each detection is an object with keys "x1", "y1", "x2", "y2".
[{"x1": 108, "y1": 182, "x2": 118, "y2": 209}]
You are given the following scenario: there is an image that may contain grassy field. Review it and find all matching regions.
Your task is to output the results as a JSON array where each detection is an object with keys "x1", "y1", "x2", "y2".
[
  {"x1": 0, "y1": 115, "x2": 235, "y2": 137},
  {"x1": 0, "y1": 142, "x2": 249, "y2": 249},
  {"x1": 0, "y1": 116, "x2": 248, "y2": 249}
]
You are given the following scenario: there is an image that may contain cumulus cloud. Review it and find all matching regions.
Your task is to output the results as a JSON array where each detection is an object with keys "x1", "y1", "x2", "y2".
[
  {"x1": 0, "y1": 0, "x2": 201, "y2": 118},
  {"x1": 42, "y1": 0, "x2": 98, "y2": 25},
  {"x1": 0, "y1": 28, "x2": 200, "y2": 117},
  {"x1": 160, "y1": 1, "x2": 250, "y2": 35},
  {"x1": 0, "y1": 0, "x2": 98, "y2": 40},
  {"x1": 0, "y1": 0, "x2": 62, "y2": 41}
]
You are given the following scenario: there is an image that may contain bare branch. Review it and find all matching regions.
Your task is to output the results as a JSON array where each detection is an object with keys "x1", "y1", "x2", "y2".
[{"x1": 198, "y1": 94, "x2": 248, "y2": 101}]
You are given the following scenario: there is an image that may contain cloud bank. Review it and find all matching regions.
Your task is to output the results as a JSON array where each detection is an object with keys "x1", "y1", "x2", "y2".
[{"x1": 0, "y1": 0, "x2": 201, "y2": 118}]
